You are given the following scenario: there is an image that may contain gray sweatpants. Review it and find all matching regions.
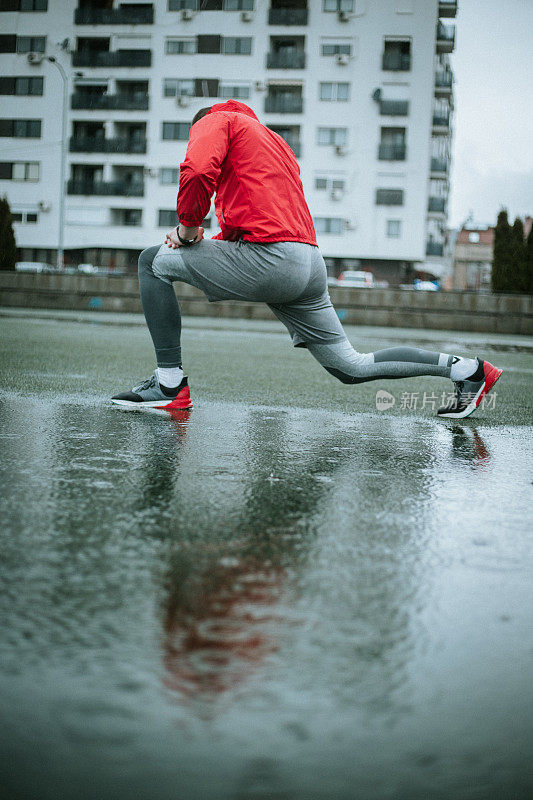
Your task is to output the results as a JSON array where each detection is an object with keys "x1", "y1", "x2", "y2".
[{"x1": 139, "y1": 240, "x2": 454, "y2": 383}]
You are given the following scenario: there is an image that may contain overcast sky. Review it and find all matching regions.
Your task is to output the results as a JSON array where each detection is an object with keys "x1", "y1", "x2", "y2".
[{"x1": 448, "y1": 0, "x2": 533, "y2": 228}]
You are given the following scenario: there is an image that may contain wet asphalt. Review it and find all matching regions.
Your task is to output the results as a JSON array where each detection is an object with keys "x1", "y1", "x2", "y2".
[{"x1": 1, "y1": 310, "x2": 532, "y2": 800}]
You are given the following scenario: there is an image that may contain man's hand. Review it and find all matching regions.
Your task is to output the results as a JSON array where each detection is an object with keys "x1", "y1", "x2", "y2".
[{"x1": 165, "y1": 225, "x2": 204, "y2": 249}]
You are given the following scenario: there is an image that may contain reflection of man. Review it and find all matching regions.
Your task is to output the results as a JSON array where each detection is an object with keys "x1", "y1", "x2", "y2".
[{"x1": 111, "y1": 100, "x2": 501, "y2": 419}]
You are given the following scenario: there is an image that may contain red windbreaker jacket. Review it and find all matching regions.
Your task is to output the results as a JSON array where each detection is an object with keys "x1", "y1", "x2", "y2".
[{"x1": 177, "y1": 100, "x2": 317, "y2": 246}]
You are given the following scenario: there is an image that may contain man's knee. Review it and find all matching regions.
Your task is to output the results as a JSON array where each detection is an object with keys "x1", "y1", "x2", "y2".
[{"x1": 138, "y1": 245, "x2": 160, "y2": 278}]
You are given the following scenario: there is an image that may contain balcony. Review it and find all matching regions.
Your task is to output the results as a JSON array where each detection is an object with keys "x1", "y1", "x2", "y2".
[
  {"x1": 436, "y1": 22, "x2": 455, "y2": 53},
  {"x1": 265, "y1": 95, "x2": 303, "y2": 113},
  {"x1": 426, "y1": 241, "x2": 444, "y2": 257},
  {"x1": 74, "y1": 7, "x2": 154, "y2": 25},
  {"x1": 430, "y1": 157, "x2": 449, "y2": 174},
  {"x1": 376, "y1": 189, "x2": 403, "y2": 206},
  {"x1": 69, "y1": 136, "x2": 147, "y2": 154},
  {"x1": 380, "y1": 100, "x2": 409, "y2": 116},
  {"x1": 72, "y1": 50, "x2": 152, "y2": 68},
  {"x1": 268, "y1": 8, "x2": 308, "y2": 25},
  {"x1": 67, "y1": 179, "x2": 145, "y2": 197},
  {"x1": 71, "y1": 92, "x2": 149, "y2": 111},
  {"x1": 378, "y1": 143, "x2": 406, "y2": 161},
  {"x1": 428, "y1": 197, "x2": 446, "y2": 213},
  {"x1": 433, "y1": 111, "x2": 450, "y2": 130},
  {"x1": 266, "y1": 51, "x2": 306, "y2": 69},
  {"x1": 435, "y1": 70, "x2": 453, "y2": 96},
  {"x1": 438, "y1": 1, "x2": 457, "y2": 18}
]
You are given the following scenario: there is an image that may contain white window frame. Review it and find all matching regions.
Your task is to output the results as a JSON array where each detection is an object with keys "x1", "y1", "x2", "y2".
[
  {"x1": 321, "y1": 42, "x2": 352, "y2": 56},
  {"x1": 319, "y1": 82, "x2": 350, "y2": 101},
  {"x1": 386, "y1": 219, "x2": 402, "y2": 238},
  {"x1": 317, "y1": 127, "x2": 348, "y2": 146},
  {"x1": 159, "y1": 168, "x2": 180, "y2": 185},
  {"x1": 219, "y1": 82, "x2": 251, "y2": 99},
  {"x1": 165, "y1": 38, "x2": 197, "y2": 55},
  {"x1": 314, "y1": 217, "x2": 344, "y2": 235},
  {"x1": 163, "y1": 78, "x2": 195, "y2": 98},
  {"x1": 323, "y1": 0, "x2": 354, "y2": 12},
  {"x1": 12, "y1": 162, "x2": 40, "y2": 181},
  {"x1": 221, "y1": 37, "x2": 252, "y2": 55},
  {"x1": 314, "y1": 175, "x2": 346, "y2": 192}
]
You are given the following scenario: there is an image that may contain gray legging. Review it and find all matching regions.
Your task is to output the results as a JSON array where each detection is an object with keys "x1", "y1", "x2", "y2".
[{"x1": 138, "y1": 245, "x2": 454, "y2": 383}]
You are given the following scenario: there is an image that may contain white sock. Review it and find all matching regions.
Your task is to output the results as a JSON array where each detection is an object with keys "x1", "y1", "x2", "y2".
[
  {"x1": 450, "y1": 356, "x2": 479, "y2": 381},
  {"x1": 156, "y1": 366, "x2": 183, "y2": 388}
]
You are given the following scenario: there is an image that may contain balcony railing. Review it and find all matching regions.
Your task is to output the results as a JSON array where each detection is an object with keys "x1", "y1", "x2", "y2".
[
  {"x1": 265, "y1": 95, "x2": 303, "y2": 113},
  {"x1": 268, "y1": 8, "x2": 308, "y2": 25},
  {"x1": 72, "y1": 50, "x2": 152, "y2": 68},
  {"x1": 74, "y1": 7, "x2": 154, "y2": 25},
  {"x1": 71, "y1": 92, "x2": 149, "y2": 111},
  {"x1": 378, "y1": 143, "x2": 406, "y2": 161},
  {"x1": 436, "y1": 22, "x2": 455, "y2": 52},
  {"x1": 430, "y1": 157, "x2": 449, "y2": 174},
  {"x1": 69, "y1": 136, "x2": 147, "y2": 154},
  {"x1": 438, "y1": 1, "x2": 457, "y2": 18},
  {"x1": 382, "y1": 53, "x2": 411, "y2": 71},
  {"x1": 433, "y1": 112, "x2": 450, "y2": 128},
  {"x1": 428, "y1": 197, "x2": 446, "y2": 213},
  {"x1": 380, "y1": 100, "x2": 409, "y2": 116},
  {"x1": 435, "y1": 70, "x2": 453, "y2": 89},
  {"x1": 266, "y1": 51, "x2": 306, "y2": 69},
  {"x1": 426, "y1": 241, "x2": 444, "y2": 257},
  {"x1": 67, "y1": 179, "x2": 145, "y2": 197}
]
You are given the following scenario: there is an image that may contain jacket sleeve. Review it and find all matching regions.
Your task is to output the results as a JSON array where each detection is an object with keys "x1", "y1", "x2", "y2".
[{"x1": 177, "y1": 113, "x2": 231, "y2": 227}]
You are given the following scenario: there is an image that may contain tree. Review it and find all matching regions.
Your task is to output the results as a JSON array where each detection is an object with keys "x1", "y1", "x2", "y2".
[
  {"x1": 491, "y1": 209, "x2": 513, "y2": 292},
  {"x1": 0, "y1": 195, "x2": 17, "y2": 271},
  {"x1": 525, "y1": 224, "x2": 533, "y2": 295},
  {"x1": 511, "y1": 217, "x2": 527, "y2": 293}
]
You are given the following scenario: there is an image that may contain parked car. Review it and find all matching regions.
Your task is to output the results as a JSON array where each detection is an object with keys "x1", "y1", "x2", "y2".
[
  {"x1": 337, "y1": 270, "x2": 375, "y2": 288},
  {"x1": 414, "y1": 279, "x2": 439, "y2": 291},
  {"x1": 15, "y1": 261, "x2": 54, "y2": 273},
  {"x1": 77, "y1": 263, "x2": 96, "y2": 274}
]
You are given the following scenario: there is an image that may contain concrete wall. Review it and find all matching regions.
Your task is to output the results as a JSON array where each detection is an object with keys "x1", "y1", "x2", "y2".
[{"x1": 1, "y1": 272, "x2": 532, "y2": 335}]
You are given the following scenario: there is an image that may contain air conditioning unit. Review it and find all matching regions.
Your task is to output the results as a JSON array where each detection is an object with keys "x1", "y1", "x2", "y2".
[
  {"x1": 27, "y1": 52, "x2": 44, "y2": 65},
  {"x1": 181, "y1": 8, "x2": 194, "y2": 21},
  {"x1": 177, "y1": 94, "x2": 190, "y2": 107},
  {"x1": 331, "y1": 188, "x2": 343, "y2": 201},
  {"x1": 38, "y1": 201, "x2": 51, "y2": 212},
  {"x1": 255, "y1": 81, "x2": 267, "y2": 91},
  {"x1": 335, "y1": 145, "x2": 346, "y2": 156},
  {"x1": 241, "y1": 10, "x2": 253, "y2": 22},
  {"x1": 338, "y1": 11, "x2": 352, "y2": 22},
  {"x1": 345, "y1": 219, "x2": 357, "y2": 231},
  {"x1": 336, "y1": 53, "x2": 350, "y2": 65}
]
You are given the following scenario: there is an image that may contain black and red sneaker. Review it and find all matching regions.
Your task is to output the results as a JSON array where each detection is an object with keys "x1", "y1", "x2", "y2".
[
  {"x1": 111, "y1": 373, "x2": 193, "y2": 412},
  {"x1": 437, "y1": 359, "x2": 502, "y2": 419}
]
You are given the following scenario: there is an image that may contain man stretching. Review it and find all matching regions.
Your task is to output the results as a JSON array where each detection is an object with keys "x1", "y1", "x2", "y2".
[{"x1": 111, "y1": 100, "x2": 501, "y2": 419}]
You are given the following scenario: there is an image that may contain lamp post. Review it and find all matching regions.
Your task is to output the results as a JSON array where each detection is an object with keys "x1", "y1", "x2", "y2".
[{"x1": 46, "y1": 56, "x2": 68, "y2": 272}]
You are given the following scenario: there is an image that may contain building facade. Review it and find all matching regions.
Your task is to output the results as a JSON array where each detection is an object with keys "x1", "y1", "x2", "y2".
[{"x1": 0, "y1": 0, "x2": 457, "y2": 280}]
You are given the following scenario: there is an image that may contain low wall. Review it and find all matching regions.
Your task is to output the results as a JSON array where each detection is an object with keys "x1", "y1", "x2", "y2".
[{"x1": 1, "y1": 271, "x2": 532, "y2": 335}]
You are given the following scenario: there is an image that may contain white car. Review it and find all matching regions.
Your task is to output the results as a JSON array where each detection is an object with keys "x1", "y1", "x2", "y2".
[
  {"x1": 337, "y1": 270, "x2": 375, "y2": 288},
  {"x1": 414, "y1": 280, "x2": 439, "y2": 291},
  {"x1": 15, "y1": 261, "x2": 54, "y2": 273}
]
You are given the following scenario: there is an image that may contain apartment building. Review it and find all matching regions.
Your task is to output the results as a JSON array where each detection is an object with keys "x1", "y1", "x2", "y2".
[{"x1": 0, "y1": 0, "x2": 457, "y2": 282}]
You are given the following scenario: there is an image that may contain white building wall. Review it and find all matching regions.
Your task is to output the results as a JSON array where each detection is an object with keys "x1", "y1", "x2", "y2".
[{"x1": 0, "y1": 0, "x2": 455, "y2": 275}]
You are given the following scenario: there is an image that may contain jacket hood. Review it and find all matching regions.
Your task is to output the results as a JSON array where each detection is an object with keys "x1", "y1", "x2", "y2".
[{"x1": 208, "y1": 100, "x2": 259, "y2": 120}]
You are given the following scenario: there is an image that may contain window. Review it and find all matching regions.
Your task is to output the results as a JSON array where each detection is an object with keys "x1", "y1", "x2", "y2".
[
  {"x1": 163, "y1": 78, "x2": 194, "y2": 97},
  {"x1": 224, "y1": 0, "x2": 254, "y2": 9},
  {"x1": 158, "y1": 209, "x2": 177, "y2": 227},
  {"x1": 315, "y1": 176, "x2": 345, "y2": 191},
  {"x1": 0, "y1": 119, "x2": 41, "y2": 137},
  {"x1": 197, "y1": 35, "x2": 221, "y2": 54},
  {"x1": 10, "y1": 210, "x2": 38, "y2": 223},
  {"x1": 0, "y1": 36, "x2": 17, "y2": 53},
  {"x1": 0, "y1": 77, "x2": 43, "y2": 95},
  {"x1": 166, "y1": 38, "x2": 196, "y2": 55},
  {"x1": 321, "y1": 42, "x2": 351, "y2": 56},
  {"x1": 219, "y1": 82, "x2": 250, "y2": 99},
  {"x1": 317, "y1": 127, "x2": 347, "y2": 146},
  {"x1": 20, "y1": 0, "x2": 48, "y2": 9},
  {"x1": 314, "y1": 217, "x2": 343, "y2": 235},
  {"x1": 162, "y1": 122, "x2": 190, "y2": 140},
  {"x1": 319, "y1": 82, "x2": 350, "y2": 101},
  {"x1": 386, "y1": 220, "x2": 401, "y2": 238},
  {"x1": 323, "y1": 0, "x2": 353, "y2": 11},
  {"x1": 16, "y1": 36, "x2": 46, "y2": 53},
  {"x1": 382, "y1": 39, "x2": 411, "y2": 71},
  {"x1": 0, "y1": 161, "x2": 40, "y2": 181},
  {"x1": 376, "y1": 189, "x2": 404, "y2": 205},
  {"x1": 378, "y1": 127, "x2": 406, "y2": 160},
  {"x1": 222, "y1": 37, "x2": 252, "y2": 55},
  {"x1": 168, "y1": 0, "x2": 197, "y2": 9},
  {"x1": 160, "y1": 168, "x2": 179, "y2": 184}
]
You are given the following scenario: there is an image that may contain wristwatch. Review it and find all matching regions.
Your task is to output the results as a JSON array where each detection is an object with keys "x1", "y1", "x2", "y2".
[{"x1": 177, "y1": 230, "x2": 197, "y2": 246}]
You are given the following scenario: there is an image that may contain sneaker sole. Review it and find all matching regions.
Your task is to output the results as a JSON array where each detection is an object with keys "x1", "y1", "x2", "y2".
[
  {"x1": 111, "y1": 398, "x2": 193, "y2": 411},
  {"x1": 437, "y1": 365, "x2": 502, "y2": 419}
]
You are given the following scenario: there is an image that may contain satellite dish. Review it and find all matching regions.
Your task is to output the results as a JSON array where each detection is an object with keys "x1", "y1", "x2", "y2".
[{"x1": 372, "y1": 88, "x2": 382, "y2": 101}]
